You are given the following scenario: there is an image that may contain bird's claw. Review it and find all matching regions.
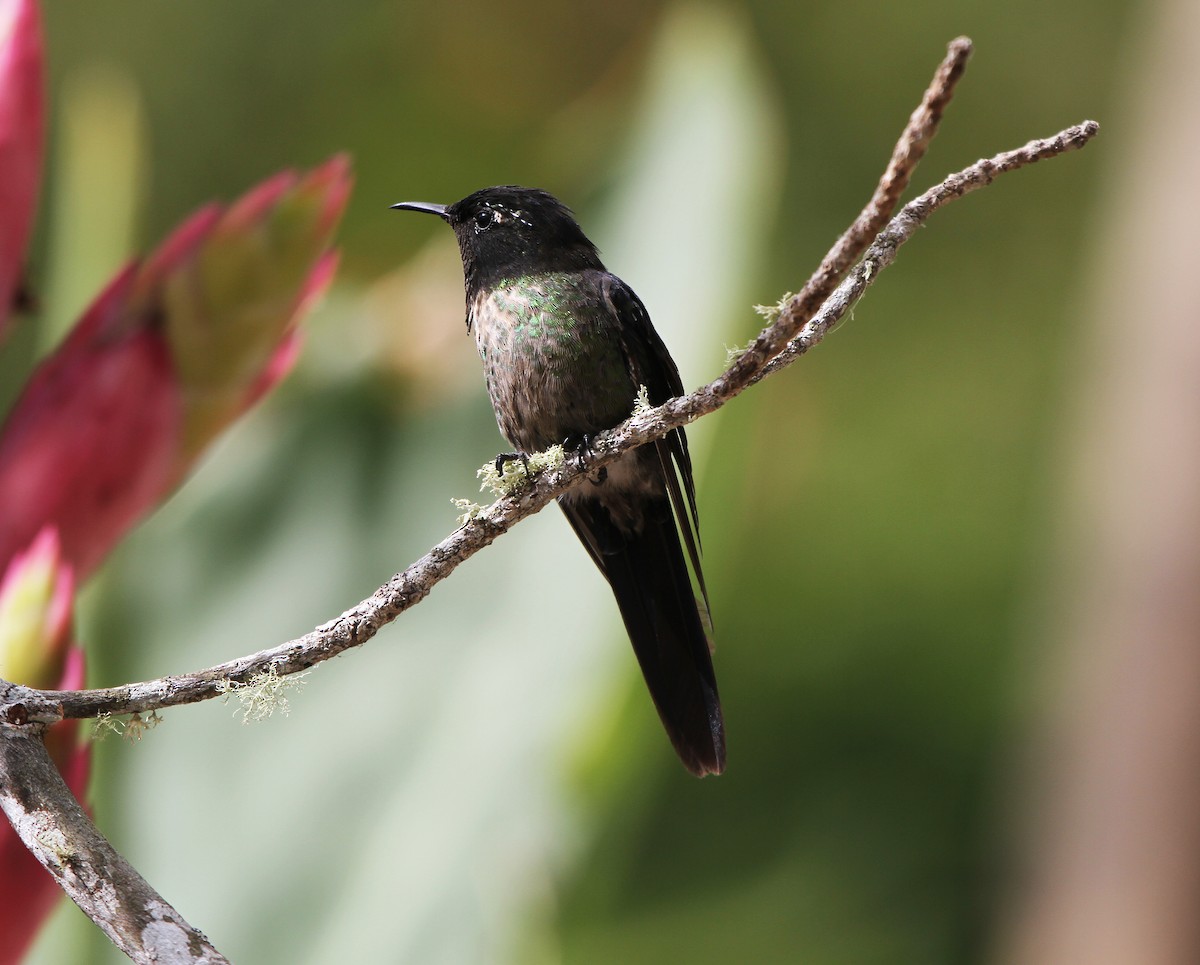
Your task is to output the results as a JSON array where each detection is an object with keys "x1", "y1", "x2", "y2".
[
  {"x1": 565, "y1": 433, "x2": 607, "y2": 485},
  {"x1": 495, "y1": 450, "x2": 531, "y2": 476}
]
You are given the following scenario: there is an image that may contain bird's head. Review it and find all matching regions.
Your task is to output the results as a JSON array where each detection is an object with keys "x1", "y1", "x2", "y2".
[{"x1": 392, "y1": 185, "x2": 603, "y2": 291}]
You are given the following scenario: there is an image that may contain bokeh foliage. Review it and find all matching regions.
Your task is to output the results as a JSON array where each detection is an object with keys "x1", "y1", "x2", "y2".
[{"x1": 25, "y1": 0, "x2": 1123, "y2": 961}]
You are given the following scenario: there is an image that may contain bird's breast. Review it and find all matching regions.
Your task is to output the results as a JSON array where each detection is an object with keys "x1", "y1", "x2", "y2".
[{"x1": 470, "y1": 273, "x2": 633, "y2": 451}]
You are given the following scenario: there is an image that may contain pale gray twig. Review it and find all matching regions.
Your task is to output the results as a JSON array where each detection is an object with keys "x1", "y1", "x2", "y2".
[
  {"x1": 0, "y1": 119, "x2": 1099, "y2": 730},
  {"x1": 0, "y1": 40, "x2": 1100, "y2": 963},
  {"x1": 0, "y1": 112, "x2": 1099, "y2": 729},
  {"x1": 0, "y1": 723, "x2": 229, "y2": 964}
]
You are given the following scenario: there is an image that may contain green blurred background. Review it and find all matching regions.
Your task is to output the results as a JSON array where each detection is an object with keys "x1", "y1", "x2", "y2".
[{"x1": 18, "y1": 0, "x2": 1131, "y2": 961}]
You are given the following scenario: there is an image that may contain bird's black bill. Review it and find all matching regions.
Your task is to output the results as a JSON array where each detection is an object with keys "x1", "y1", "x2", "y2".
[{"x1": 389, "y1": 200, "x2": 450, "y2": 220}]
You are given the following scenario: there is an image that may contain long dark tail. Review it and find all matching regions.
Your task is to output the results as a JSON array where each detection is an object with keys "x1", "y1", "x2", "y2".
[{"x1": 559, "y1": 494, "x2": 725, "y2": 776}]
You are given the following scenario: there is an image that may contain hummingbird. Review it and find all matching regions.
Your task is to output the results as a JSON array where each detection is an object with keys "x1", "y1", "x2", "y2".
[{"x1": 391, "y1": 186, "x2": 725, "y2": 776}]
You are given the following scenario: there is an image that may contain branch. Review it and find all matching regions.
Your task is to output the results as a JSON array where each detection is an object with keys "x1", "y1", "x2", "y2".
[
  {"x1": 0, "y1": 723, "x2": 229, "y2": 964},
  {"x1": 729, "y1": 34, "x2": 975, "y2": 393},
  {"x1": 0, "y1": 131, "x2": 1100, "y2": 728},
  {"x1": 0, "y1": 36, "x2": 1101, "y2": 963},
  {"x1": 755, "y1": 119, "x2": 1099, "y2": 382}
]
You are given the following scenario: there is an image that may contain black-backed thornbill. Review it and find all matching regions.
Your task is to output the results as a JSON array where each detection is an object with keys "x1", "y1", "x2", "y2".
[{"x1": 392, "y1": 187, "x2": 725, "y2": 776}]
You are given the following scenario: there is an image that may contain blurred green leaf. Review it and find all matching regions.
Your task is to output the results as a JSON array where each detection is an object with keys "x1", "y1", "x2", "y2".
[{"x1": 26, "y1": 0, "x2": 1125, "y2": 961}]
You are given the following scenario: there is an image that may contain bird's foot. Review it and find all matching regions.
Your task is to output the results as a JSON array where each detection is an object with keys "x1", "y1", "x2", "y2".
[
  {"x1": 495, "y1": 450, "x2": 531, "y2": 476},
  {"x1": 564, "y1": 433, "x2": 607, "y2": 485},
  {"x1": 495, "y1": 450, "x2": 531, "y2": 477},
  {"x1": 480, "y1": 450, "x2": 534, "y2": 497}
]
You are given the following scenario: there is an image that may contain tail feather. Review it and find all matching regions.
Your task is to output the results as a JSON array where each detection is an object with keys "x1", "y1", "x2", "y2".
[{"x1": 560, "y1": 494, "x2": 725, "y2": 776}]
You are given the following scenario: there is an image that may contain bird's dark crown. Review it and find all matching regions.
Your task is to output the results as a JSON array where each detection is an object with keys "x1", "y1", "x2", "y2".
[{"x1": 406, "y1": 186, "x2": 605, "y2": 293}]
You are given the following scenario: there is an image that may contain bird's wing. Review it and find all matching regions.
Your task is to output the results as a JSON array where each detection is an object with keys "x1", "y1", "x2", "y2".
[{"x1": 601, "y1": 275, "x2": 710, "y2": 615}]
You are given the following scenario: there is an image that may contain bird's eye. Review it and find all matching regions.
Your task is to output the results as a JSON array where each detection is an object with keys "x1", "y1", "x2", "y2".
[{"x1": 473, "y1": 208, "x2": 494, "y2": 229}]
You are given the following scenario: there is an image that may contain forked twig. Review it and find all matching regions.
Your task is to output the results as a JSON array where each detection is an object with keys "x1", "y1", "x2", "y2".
[{"x1": 0, "y1": 39, "x2": 1099, "y2": 964}]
